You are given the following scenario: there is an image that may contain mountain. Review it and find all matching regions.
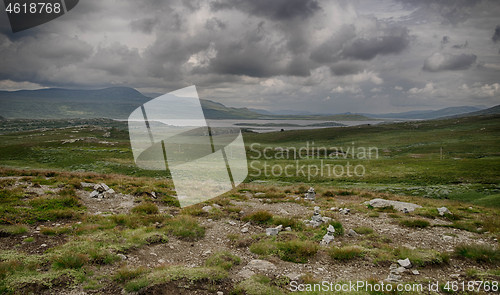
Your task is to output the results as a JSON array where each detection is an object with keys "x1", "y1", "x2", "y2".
[
  {"x1": 451, "y1": 104, "x2": 500, "y2": 118},
  {"x1": 363, "y1": 106, "x2": 485, "y2": 119},
  {"x1": 0, "y1": 87, "x2": 266, "y2": 120},
  {"x1": 0, "y1": 87, "x2": 374, "y2": 120},
  {"x1": 0, "y1": 87, "x2": 150, "y2": 120}
]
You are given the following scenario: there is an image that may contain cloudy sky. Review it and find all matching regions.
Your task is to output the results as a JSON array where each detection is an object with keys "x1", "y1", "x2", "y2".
[{"x1": 0, "y1": 0, "x2": 499, "y2": 113}]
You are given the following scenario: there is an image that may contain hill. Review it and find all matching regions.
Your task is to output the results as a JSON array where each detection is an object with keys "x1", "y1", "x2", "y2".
[
  {"x1": 0, "y1": 87, "x2": 372, "y2": 121},
  {"x1": 451, "y1": 104, "x2": 500, "y2": 117},
  {"x1": 363, "y1": 106, "x2": 484, "y2": 119}
]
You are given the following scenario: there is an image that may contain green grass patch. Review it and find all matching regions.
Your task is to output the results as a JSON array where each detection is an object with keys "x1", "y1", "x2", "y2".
[
  {"x1": 395, "y1": 247, "x2": 449, "y2": 266},
  {"x1": 329, "y1": 245, "x2": 365, "y2": 261},
  {"x1": 204, "y1": 251, "x2": 241, "y2": 270},
  {"x1": 131, "y1": 202, "x2": 159, "y2": 215},
  {"x1": 277, "y1": 240, "x2": 318, "y2": 263},
  {"x1": 164, "y1": 215, "x2": 205, "y2": 241},
  {"x1": 455, "y1": 244, "x2": 499, "y2": 263},
  {"x1": 243, "y1": 210, "x2": 273, "y2": 224}
]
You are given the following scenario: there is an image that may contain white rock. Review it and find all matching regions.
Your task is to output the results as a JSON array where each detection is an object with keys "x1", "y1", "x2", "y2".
[
  {"x1": 80, "y1": 182, "x2": 94, "y2": 188},
  {"x1": 397, "y1": 258, "x2": 412, "y2": 269},
  {"x1": 217, "y1": 292, "x2": 223, "y2": 295},
  {"x1": 266, "y1": 228, "x2": 279, "y2": 236},
  {"x1": 117, "y1": 254, "x2": 127, "y2": 260},
  {"x1": 365, "y1": 198, "x2": 422, "y2": 212},
  {"x1": 228, "y1": 221, "x2": 237, "y2": 226},
  {"x1": 90, "y1": 190, "x2": 100, "y2": 198},
  {"x1": 241, "y1": 227, "x2": 249, "y2": 233},
  {"x1": 40, "y1": 244, "x2": 47, "y2": 247},
  {"x1": 386, "y1": 273, "x2": 402, "y2": 282},
  {"x1": 411, "y1": 270, "x2": 420, "y2": 275},
  {"x1": 438, "y1": 207, "x2": 451, "y2": 216},
  {"x1": 284, "y1": 227, "x2": 292, "y2": 231},
  {"x1": 347, "y1": 229, "x2": 359, "y2": 237},
  {"x1": 237, "y1": 269, "x2": 255, "y2": 279},
  {"x1": 202, "y1": 206, "x2": 213, "y2": 213}
]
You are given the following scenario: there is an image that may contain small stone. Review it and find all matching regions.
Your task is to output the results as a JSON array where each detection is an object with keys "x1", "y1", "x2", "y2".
[
  {"x1": 438, "y1": 207, "x2": 452, "y2": 216},
  {"x1": 40, "y1": 243, "x2": 47, "y2": 247},
  {"x1": 284, "y1": 226, "x2": 292, "y2": 231},
  {"x1": 117, "y1": 254, "x2": 127, "y2": 260},
  {"x1": 212, "y1": 203, "x2": 221, "y2": 209},
  {"x1": 158, "y1": 258, "x2": 165, "y2": 264},
  {"x1": 389, "y1": 264, "x2": 398, "y2": 270},
  {"x1": 202, "y1": 206, "x2": 213, "y2": 213},
  {"x1": 237, "y1": 269, "x2": 255, "y2": 279},
  {"x1": 150, "y1": 191, "x2": 157, "y2": 199},
  {"x1": 412, "y1": 270, "x2": 420, "y2": 275},
  {"x1": 80, "y1": 182, "x2": 94, "y2": 188},
  {"x1": 266, "y1": 227, "x2": 279, "y2": 236},
  {"x1": 90, "y1": 190, "x2": 99, "y2": 198},
  {"x1": 207, "y1": 219, "x2": 213, "y2": 222},
  {"x1": 228, "y1": 221, "x2": 237, "y2": 226},
  {"x1": 320, "y1": 234, "x2": 335, "y2": 245},
  {"x1": 386, "y1": 273, "x2": 402, "y2": 282},
  {"x1": 347, "y1": 229, "x2": 359, "y2": 237},
  {"x1": 397, "y1": 258, "x2": 412, "y2": 269},
  {"x1": 241, "y1": 227, "x2": 249, "y2": 233},
  {"x1": 442, "y1": 235, "x2": 453, "y2": 242},
  {"x1": 246, "y1": 259, "x2": 277, "y2": 271},
  {"x1": 217, "y1": 292, "x2": 223, "y2": 295},
  {"x1": 450, "y1": 274, "x2": 460, "y2": 279}
]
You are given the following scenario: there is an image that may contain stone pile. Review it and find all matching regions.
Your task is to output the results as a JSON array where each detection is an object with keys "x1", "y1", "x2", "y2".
[
  {"x1": 320, "y1": 225, "x2": 336, "y2": 245},
  {"x1": 266, "y1": 224, "x2": 283, "y2": 236},
  {"x1": 437, "y1": 207, "x2": 452, "y2": 216},
  {"x1": 365, "y1": 198, "x2": 422, "y2": 212},
  {"x1": 304, "y1": 187, "x2": 316, "y2": 201},
  {"x1": 385, "y1": 258, "x2": 417, "y2": 283},
  {"x1": 88, "y1": 183, "x2": 115, "y2": 199},
  {"x1": 304, "y1": 206, "x2": 331, "y2": 228}
]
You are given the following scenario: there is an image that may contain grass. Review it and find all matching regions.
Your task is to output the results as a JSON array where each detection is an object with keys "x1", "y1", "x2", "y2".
[
  {"x1": 277, "y1": 240, "x2": 319, "y2": 263},
  {"x1": 204, "y1": 251, "x2": 241, "y2": 270},
  {"x1": 164, "y1": 215, "x2": 205, "y2": 241},
  {"x1": 131, "y1": 202, "x2": 159, "y2": 215},
  {"x1": 455, "y1": 244, "x2": 500, "y2": 263},
  {"x1": 399, "y1": 218, "x2": 431, "y2": 228},
  {"x1": 243, "y1": 210, "x2": 274, "y2": 224},
  {"x1": 329, "y1": 245, "x2": 366, "y2": 261},
  {"x1": 0, "y1": 224, "x2": 28, "y2": 235},
  {"x1": 352, "y1": 227, "x2": 373, "y2": 235},
  {"x1": 234, "y1": 275, "x2": 283, "y2": 295},
  {"x1": 395, "y1": 247, "x2": 449, "y2": 266}
]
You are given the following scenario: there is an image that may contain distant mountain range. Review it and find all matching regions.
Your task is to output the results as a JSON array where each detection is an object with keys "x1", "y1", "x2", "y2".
[
  {"x1": 0, "y1": 87, "x2": 497, "y2": 121},
  {"x1": 360, "y1": 106, "x2": 486, "y2": 120},
  {"x1": 0, "y1": 87, "x2": 370, "y2": 120}
]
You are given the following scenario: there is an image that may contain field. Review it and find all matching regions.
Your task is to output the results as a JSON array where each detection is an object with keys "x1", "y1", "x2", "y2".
[{"x1": 0, "y1": 114, "x2": 498, "y2": 294}]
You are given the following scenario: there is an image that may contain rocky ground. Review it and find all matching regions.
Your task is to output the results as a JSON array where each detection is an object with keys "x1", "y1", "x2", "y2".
[{"x1": 0, "y1": 175, "x2": 498, "y2": 294}]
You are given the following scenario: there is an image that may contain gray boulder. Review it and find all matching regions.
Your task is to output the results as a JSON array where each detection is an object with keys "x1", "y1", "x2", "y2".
[{"x1": 365, "y1": 198, "x2": 422, "y2": 212}]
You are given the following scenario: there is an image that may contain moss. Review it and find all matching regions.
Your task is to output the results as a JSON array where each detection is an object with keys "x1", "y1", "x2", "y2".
[
  {"x1": 455, "y1": 244, "x2": 499, "y2": 263},
  {"x1": 164, "y1": 215, "x2": 205, "y2": 241},
  {"x1": 329, "y1": 245, "x2": 366, "y2": 261},
  {"x1": 277, "y1": 240, "x2": 318, "y2": 263},
  {"x1": 204, "y1": 251, "x2": 241, "y2": 270}
]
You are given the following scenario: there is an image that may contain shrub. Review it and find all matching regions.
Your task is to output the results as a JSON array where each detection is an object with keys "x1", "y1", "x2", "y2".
[
  {"x1": 52, "y1": 253, "x2": 88, "y2": 269},
  {"x1": 131, "y1": 202, "x2": 159, "y2": 215},
  {"x1": 399, "y1": 219, "x2": 430, "y2": 228},
  {"x1": 205, "y1": 251, "x2": 241, "y2": 270},
  {"x1": 455, "y1": 244, "x2": 499, "y2": 263},
  {"x1": 277, "y1": 240, "x2": 318, "y2": 263},
  {"x1": 165, "y1": 215, "x2": 205, "y2": 241},
  {"x1": 243, "y1": 211, "x2": 273, "y2": 224},
  {"x1": 329, "y1": 246, "x2": 365, "y2": 261}
]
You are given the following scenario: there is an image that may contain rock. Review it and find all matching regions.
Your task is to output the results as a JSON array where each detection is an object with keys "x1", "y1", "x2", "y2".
[
  {"x1": 403, "y1": 208, "x2": 410, "y2": 214},
  {"x1": 284, "y1": 227, "x2": 292, "y2": 231},
  {"x1": 365, "y1": 198, "x2": 422, "y2": 212},
  {"x1": 339, "y1": 208, "x2": 350, "y2": 215},
  {"x1": 212, "y1": 203, "x2": 221, "y2": 209},
  {"x1": 305, "y1": 187, "x2": 316, "y2": 201},
  {"x1": 347, "y1": 229, "x2": 359, "y2": 237},
  {"x1": 320, "y1": 234, "x2": 335, "y2": 245},
  {"x1": 228, "y1": 221, "x2": 237, "y2": 226},
  {"x1": 397, "y1": 258, "x2": 412, "y2": 269},
  {"x1": 442, "y1": 235, "x2": 453, "y2": 242},
  {"x1": 326, "y1": 225, "x2": 336, "y2": 235},
  {"x1": 117, "y1": 254, "x2": 127, "y2": 260},
  {"x1": 241, "y1": 227, "x2": 249, "y2": 233},
  {"x1": 438, "y1": 207, "x2": 451, "y2": 216},
  {"x1": 150, "y1": 191, "x2": 157, "y2": 199},
  {"x1": 321, "y1": 217, "x2": 332, "y2": 223},
  {"x1": 254, "y1": 192, "x2": 265, "y2": 197},
  {"x1": 246, "y1": 259, "x2": 277, "y2": 272},
  {"x1": 386, "y1": 273, "x2": 402, "y2": 282},
  {"x1": 266, "y1": 227, "x2": 280, "y2": 236},
  {"x1": 313, "y1": 206, "x2": 321, "y2": 215},
  {"x1": 411, "y1": 270, "x2": 420, "y2": 275},
  {"x1": 278, "y1": 209, "x2": 289, "y2": 215},
  {"x1": 450, "y1": 274, "x2": 460, "y2": 279},
  {"x1": 90, "y1": 190, "x2": 100, "y2": 198},
  {"x1": 389, "y1": 264, "x2": 398, "y2": 270},
  {"x1": 275, "y1": 225, "x2": 283, "y2": 231},
  {"x1": 285, "y1": 272, "x2": 303, "y2": 281},
  {"x1": 158, "y1": 259, "x2": 165, "y2": 264},
  {"x1": 202, "y1": 206, "x2": 213, "y2": 213},
  {"x1": 217, "y1": 292, "x2": 223, "y2": 295},
  {"x1": 106, "y1": 188, "x2": 115, "y2": 194},
  {"x1": 237, "y1": 269, "x2": 255, "y2": 279},
  {"x1": 40, "y1": 244, "x2": 47, "y2": 247}
]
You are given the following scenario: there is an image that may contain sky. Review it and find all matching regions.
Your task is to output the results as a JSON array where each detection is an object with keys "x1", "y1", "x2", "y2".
[{"x1": 0, "y1": 0, "x2": 499, "y2": 113}]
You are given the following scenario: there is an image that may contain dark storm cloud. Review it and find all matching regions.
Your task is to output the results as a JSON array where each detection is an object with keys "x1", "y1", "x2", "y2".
[
  {"x1": 423, "y1": 53, "x2": 477, "y2": 72},
  {"x1": 452, "y1": 41, "x2": 468, "y2": 49},
  {"x1": 493, "y1": 25, "x2": 500, "y2": 43},
  {"x1": 342, "y1": 28, "x2": 410, "y2": 60},
  {"x1": 329, "y1": 61, "x2": 364, "y2": 76},
  {"x1": 210, "y1": 0, "x2": 321, "y2": 20},
  {"x1": 310, "y1": 25, "x2": 356, "y2": 63}
]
